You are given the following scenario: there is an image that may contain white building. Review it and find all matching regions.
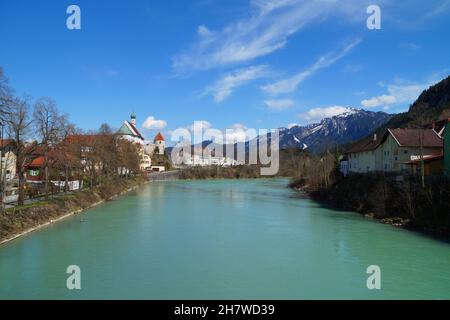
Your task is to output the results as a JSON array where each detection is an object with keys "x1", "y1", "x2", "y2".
[
  {"x1": 1, "y1": 139, "x2": 16, "y2": 181},
  {"x1": 116, "y1": 113, "x2": 166, "y2": 172},
  {"x1": 182, "y1": 154, "x2": 241, "y2": 167},
  {"x1": 144, "y1": 132, "x2": 166, "y2": 156},
  {"x1": 117, "y1": 113, "x2": 146, "y2": 145},
  {"x1": 345, "y1": 129, "x2": 443, "y2": 175}
]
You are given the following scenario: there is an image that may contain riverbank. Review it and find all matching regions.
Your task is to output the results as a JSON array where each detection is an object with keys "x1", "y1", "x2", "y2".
[
  {"x1": 292, "y1": 174, "x2": 450, "y2": 240},
  {"x1": 0, "y1": 176, "x2": 148, "y2": 245}
]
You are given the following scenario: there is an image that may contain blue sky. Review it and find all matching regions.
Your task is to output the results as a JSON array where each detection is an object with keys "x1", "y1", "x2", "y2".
[{"x1": 0, "y1": 0, "x2": 449, "y2": 140}]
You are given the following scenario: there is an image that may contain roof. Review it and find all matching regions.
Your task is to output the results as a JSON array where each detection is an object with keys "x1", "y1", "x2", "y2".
[
  {"x1": 347, "y1": 128, "x2": 443, "y2": 154},
  {"x1": 65, "y1": 135, "x2": 97, "y2": 145},
  {"x1": 117, "y1": 121, "x2": 144, "y2": 141},
  {"x1": 154, "y1": 132, "x2": 165, "y2": 142},
  {"x1": 387, "y1": 129, "x2": 443, "y2": 148},
  {"x1": 27, "y1": 156, "x2": 45, "y2": 168},
  {"x1": 347, "y1": 133, "x2": 383, "y2": 153},
  {"x1": 0, "y1": 139, "x2": 14, "y2": 148},
  {"x1": 404, "y1": 153, "x2": 443, "y2": 165},
  {"x1": 128, "y1": 122, "x2": 145, "y2": 140},
  {"x1": 117, "y1": 123, "x2": 134, "y2": 136}
]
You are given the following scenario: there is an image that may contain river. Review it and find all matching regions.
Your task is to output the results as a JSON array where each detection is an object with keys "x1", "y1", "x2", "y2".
[{"x1": 1, "y1": 179, "x2": 450, "y2": 299}]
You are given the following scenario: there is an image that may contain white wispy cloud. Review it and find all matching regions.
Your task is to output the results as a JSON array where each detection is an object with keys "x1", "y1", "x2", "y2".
[
  {"x1": 204, "y1": 65, "x2": 269, "y2": 102},
  {"x1": 386, "y1": 82, "x2": 429, "y2": 103},
  {"x1": 299, "y1": 106, "x2": 353, "y2": 123},
  {"x1": 420, "y1": 0, "x2": 450, "y2": 20},
  {"x1": 361, "y1": 94, "x2": 397, "y2": 108},
  {"x1": 172, "y1": 0, "x2": 370, "y2": 73},
  {"x1": 261, "y1": 38, "x2": 361, "y2": 95},
  {"x1": 360, "y1": 75, "x2": 445, "y2": 109},
  {"x1": 264, "y1": 98, "x2": 295, "y2": 110},
  {"x1": 142, "y1": 116, "x2": 167, "y2": 130},
  {"x1": 173, "y1": 0, "x2": 449, "y2": 73}
]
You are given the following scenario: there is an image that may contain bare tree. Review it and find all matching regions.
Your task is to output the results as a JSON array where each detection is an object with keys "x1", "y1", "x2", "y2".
[
  {"x1": 33, "y1": 97, "x2": 62, "y2": 198},
  {"x1": 0, "y1": 68, "x2": 10, "y2": 209},
  {"x1": 4, "y1": 97, "x2": 35, "y2": 206},
  {"x1": 52, "y1": 117, "x2": 77, "y2": 193}
]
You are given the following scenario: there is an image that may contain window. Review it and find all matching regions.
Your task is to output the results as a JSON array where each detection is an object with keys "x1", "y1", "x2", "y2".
[
  {"x1": 28, "y1": 169, "x2": 40, "y2": 177},
  {"x1": 404, "y1": 150, "x2": 408, "y2": 154},
  {"x1": 395, "y1": 157, "x2": 398, "y2": 161}
]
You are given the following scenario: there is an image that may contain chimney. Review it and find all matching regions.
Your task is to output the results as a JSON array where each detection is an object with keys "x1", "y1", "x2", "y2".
[{"x1": 373, "y1": 133, "x2": 377, "y2": 141}]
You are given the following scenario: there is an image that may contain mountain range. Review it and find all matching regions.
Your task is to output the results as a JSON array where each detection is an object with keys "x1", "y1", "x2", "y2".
[
  {"x1": 168, "y1": 108, "x2": 392, "y2": 156},
  {"x1": 278, "y1": 108, "x2": 392, "y2": 153},
  {"x1": 169, "y1": 75, "x2": 450, "y2": 157}
]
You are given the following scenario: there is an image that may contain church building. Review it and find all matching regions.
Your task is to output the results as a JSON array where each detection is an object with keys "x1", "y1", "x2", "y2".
[
  {"x1": 116, "y1": 113, "x2": 166, "y2": 171},
  {"x1": 117, "y1": 113, "x2": 145, "y2": 145}
]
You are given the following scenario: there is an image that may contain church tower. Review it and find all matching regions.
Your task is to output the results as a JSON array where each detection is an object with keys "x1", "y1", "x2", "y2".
[
  {"x1": 130, "y1": 112, "x2": 137, "y2": 126},
  {"x1": 154, "y1": 132, "x2": 165, "y2": 155}
]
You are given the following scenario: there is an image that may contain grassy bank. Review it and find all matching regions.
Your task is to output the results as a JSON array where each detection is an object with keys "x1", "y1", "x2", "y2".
[
  {"x1": 293, "y1": 174, "x2": 450, "y2": 239},
  {"x1": 0, "y1": 176, "x2": 147, "y2": 244}
]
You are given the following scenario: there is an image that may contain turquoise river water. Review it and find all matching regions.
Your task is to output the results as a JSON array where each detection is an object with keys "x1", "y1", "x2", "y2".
[{"x1": 1, "y1": 179, "x2": 450, "y2": 299}]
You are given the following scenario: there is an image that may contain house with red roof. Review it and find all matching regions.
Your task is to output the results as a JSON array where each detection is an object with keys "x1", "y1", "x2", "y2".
[{"x1": 346, "y1": 128, "x2": 443, "y2": 175}]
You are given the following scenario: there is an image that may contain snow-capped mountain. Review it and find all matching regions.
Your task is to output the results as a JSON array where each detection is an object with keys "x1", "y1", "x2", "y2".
[
  {"x1": 167, "y1": 108, "x2": 392, "y2": 157},
  {"x1": 278, "y1": 108, "x2": 392, "y2": 153}
]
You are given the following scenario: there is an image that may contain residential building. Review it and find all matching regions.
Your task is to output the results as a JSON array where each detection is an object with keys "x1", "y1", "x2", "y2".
[
  {"x1": 404, "y1": 154, "x2": 444, "y2": 176},
  {"x1": 339, "y1": 156, "x2": 349, "y2": 177},
  {"x1": 24, "y1": 155, "x2": 81, "y2": 191},
  {"x1": 346, "y1": 134, "x2": 380, "y2": 174},
  {"x1": 346, "y1": 128, "x2": 443, "y2": 175},
  {"x1": 25, "y1": 156, "x2": 45, "y2": 182},
  {"x1": 150, "y1": 165, "x2": 166, "y2": 172},
  {"x1": 0, "y1": 139, "x2": 17, "y2": 181},
  {"x1": 140, "y1": 153, "x2": 152, "y2": 171},
  {"x1": 378, "y1": 129, "x2": 442, "y2": 172}
]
